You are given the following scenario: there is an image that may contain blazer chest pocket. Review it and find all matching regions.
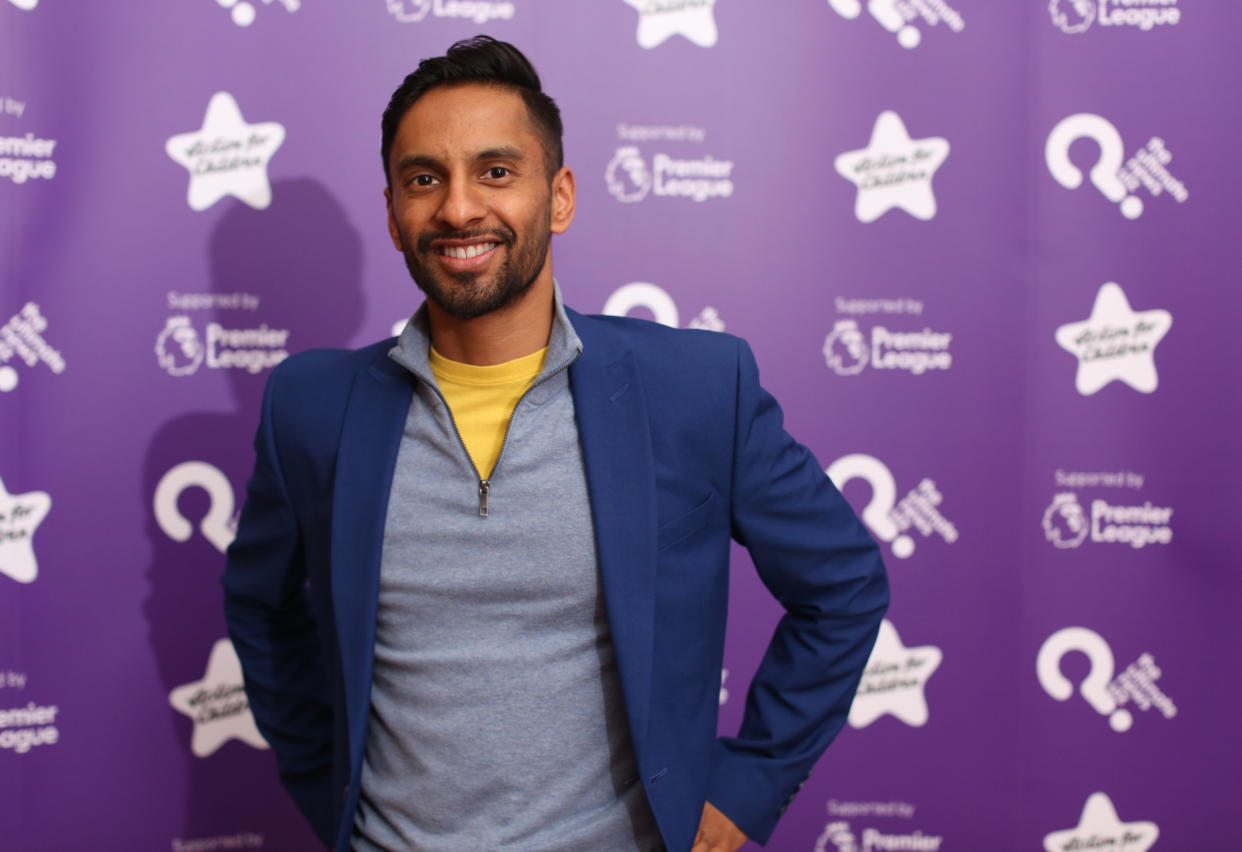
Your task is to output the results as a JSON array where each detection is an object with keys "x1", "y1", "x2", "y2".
[{"x1": 657, "y1": 489, "x2": 720, "y2": 552}]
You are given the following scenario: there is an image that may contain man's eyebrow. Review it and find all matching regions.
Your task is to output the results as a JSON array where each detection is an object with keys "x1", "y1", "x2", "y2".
[
  {"x1": 394, "y1": 154, "x2": 443, "y2": 174},
  {"x1": 475, "y1": 146, "x2": 526, "y2": 162},
  {"x1": 393, "y1": 147, "x2": 526, "y2": 174}
]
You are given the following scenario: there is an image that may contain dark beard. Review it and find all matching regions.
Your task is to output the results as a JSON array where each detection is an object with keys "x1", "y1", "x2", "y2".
[{"x1": 401, "y1": 223, "x2": 550, "y2": 321}]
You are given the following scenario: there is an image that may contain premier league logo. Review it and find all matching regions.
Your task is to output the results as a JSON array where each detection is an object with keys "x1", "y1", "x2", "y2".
[
  {"x1": 386, "y1": 0, "x2": 433, "y2": 22},
  {"x1": 823, "y1": 319, "x2": 869, "y2": 376},
  {"x1": 605, "y1": 146, "x2": 652, "y2": 203},
  {"x1": 1042, "y1": 493, "x2": 1089, "y2": 548},
  {"x1": 155, "y1": 316, "x2": 205, "y2": 377},
  {"x1": 1049, "y1": 0, "x2": 1096, "y2": 33}
]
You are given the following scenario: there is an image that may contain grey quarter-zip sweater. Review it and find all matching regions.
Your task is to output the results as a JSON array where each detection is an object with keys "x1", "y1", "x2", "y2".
[{"x1": 351, "y1": 289, "x2": 662, "y2": 851}]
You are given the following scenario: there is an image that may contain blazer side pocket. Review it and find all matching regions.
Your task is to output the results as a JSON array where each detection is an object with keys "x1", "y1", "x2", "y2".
[{"x1": 657, "y1": 490, "x2": 720, "y2": 552}]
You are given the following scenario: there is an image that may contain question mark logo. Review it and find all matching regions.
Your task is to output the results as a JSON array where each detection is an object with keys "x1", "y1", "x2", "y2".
[
  {"x1": 1036, "y1": 626, "x2": 1132, "y2": 732},
  {"x1": 1046, "y1": 114, "x2": 1143, "y2": 219},
  {"x1": 154, "y1": 461, "x2": 237, "y2": 554},
  {"x1": 826, "y1": 454, "x2": 914, "y2": 559},
  {"x1": 603, "y1": 282, "x2": 680, "y2": 328}
]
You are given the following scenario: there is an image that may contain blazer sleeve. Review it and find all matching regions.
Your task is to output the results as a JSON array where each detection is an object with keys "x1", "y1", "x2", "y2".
[
  {"x1": 221, "y1": 363, "x2": 336, "y2": 847},
  {"x1": 706, "y1": 338, "x2": 889, "y2": 845}
]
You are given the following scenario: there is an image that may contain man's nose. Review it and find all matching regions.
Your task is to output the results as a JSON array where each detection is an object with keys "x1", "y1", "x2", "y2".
[{"x1": 436, "y1": 178, "x2": 487, "y2": 230}]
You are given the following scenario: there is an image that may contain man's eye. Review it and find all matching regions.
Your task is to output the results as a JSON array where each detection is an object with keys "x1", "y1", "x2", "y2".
[
  {"x1": 413, "y1": 174, "x2": 437, "y2": 187},
  {"x1": 486, "y1": 167, "x2": 510, "y2": 179}
]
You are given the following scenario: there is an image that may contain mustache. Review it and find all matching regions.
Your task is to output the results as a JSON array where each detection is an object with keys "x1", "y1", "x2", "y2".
[{"x1": 416, "y1": 226, "x2": 515, "y2": 253}]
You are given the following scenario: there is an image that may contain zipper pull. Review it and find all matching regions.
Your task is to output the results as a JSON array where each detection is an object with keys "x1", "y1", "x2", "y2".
[{"x1": 478, "y1": 480, "x2": 490, "y2": 518}]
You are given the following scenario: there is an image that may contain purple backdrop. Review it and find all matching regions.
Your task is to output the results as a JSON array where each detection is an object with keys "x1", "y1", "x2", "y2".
[{"x1": 3, "y1": 1, "x2": 1238, "y2": 849}]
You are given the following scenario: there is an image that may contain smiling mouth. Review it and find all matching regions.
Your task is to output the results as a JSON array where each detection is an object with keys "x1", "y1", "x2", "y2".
[{"x1": 436, "y1": 242, "x2": 498, "y2": 260}]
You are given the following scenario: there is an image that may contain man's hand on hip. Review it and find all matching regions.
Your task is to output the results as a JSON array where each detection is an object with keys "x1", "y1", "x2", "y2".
[{"x1": 691, "y1": 801, "x2": 749, "y2": 852}]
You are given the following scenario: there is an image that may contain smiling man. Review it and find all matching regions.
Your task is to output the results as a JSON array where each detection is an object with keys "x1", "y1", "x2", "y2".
[{"x1": 222, "y1": 36, "x2": 888, "y2": 852}]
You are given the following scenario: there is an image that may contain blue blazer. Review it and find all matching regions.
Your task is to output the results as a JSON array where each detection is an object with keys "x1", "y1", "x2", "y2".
[{"x1": 222, "y1": 308, "x2": 888, "y2": 852}]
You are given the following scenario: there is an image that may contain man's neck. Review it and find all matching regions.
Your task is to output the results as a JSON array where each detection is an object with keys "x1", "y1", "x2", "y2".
[{"x1": 426, "y1": 274, "x2": 556, "y2": 366}]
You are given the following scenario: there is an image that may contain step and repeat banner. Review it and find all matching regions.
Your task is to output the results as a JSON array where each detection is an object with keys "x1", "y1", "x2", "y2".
[{"x1": 2, "y1": 1, "x2": 1238, "y2": 849}]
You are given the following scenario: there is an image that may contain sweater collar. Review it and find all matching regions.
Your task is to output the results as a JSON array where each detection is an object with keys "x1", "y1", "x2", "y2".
[{"x1": 388, "y1": 281, "x2": 583, "y2": 386}]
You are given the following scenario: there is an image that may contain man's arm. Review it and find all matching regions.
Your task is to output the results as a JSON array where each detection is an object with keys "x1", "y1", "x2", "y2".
[
  {"x1": 221, "y1": 364, "x2": 336, "y2": 847},
  {"x1": 706, "y1": 338, "x2": 890, "y2": 845}
]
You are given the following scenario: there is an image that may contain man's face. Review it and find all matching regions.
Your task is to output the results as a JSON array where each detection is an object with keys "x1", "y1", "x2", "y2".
[{"x1": 384, "y1": 83, "x2": 574, "y2": 321}]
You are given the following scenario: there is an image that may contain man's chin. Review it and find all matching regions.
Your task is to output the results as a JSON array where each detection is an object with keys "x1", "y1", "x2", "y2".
[{"x1": 417, "y1": 279, "x2": 515, "y2": 321}]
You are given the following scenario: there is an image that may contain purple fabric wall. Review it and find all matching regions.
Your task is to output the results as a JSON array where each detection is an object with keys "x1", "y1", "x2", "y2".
[{"x1": 2, "y1": 1, "x2": 1237, "y2": 849}]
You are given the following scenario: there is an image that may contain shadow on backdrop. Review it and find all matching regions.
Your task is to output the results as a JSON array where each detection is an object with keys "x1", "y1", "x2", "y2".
[{"x1": 142, "y1": 178, "x2": 365, "y2": 844}]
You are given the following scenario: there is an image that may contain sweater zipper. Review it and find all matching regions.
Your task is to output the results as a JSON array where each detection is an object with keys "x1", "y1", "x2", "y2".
[{"x1": 423, "y1": 349, "x2": 581, "y2": 518}]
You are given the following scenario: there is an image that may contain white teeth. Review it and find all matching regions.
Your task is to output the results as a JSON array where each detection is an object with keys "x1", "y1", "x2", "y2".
[{"x1": 442, "y1": 243, "x2": 496, "y2": 260}]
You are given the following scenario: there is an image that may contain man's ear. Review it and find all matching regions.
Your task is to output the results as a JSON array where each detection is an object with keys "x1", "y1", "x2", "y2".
[
  {"x1": 550, "y1": 166, "x2": 576, "y2": 235},
  {"x1": 384, "y1": 187, "x2": 403, "y2": 251}
]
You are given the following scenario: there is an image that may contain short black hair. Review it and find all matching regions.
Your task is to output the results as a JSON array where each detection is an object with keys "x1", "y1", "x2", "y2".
[{"x1": 381, "y1": 35, "x2": 563, "y2": 185}]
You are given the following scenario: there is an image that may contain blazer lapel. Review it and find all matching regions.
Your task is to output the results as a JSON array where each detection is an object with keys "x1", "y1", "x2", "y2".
[
  {"x1": 330, "y1": 352, "x2": 413, "y2": 769},
  {"x1": 568, "y1": 312, "x2": 658, "y2": 750}
]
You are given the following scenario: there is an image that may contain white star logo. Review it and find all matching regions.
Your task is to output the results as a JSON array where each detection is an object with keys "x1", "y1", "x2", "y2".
[
  {"x1": 0, "y1": 476, "x2": 51, "y2": 584},
  {"x1": 834, "y1": 111, "x2": 950, "y2": 222},
  {"x1": 169, "y1": 639, "x2": 269, "y2": 758},
  {"x1": 623, "y1": 0, "x2": 719, "y2": 48},
  {"x1": 1043, "y1": 792, "x2": 1159, "y2": 852},
  {"x1": 848, "y1": 620, "x2": 942, "y2": 728},
  {"x1": 165, "y1": 92, "x2": 285, "y2": 212},
  {"x1": 1055, "y1": 282, "x2": 1172, "y2": 395},
  {"x1": 6, "y1": 0, "x2": 38, "y2": 9}
]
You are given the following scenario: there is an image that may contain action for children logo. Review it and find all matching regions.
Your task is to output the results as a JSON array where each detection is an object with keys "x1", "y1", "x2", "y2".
[
  {"x1": 1055, "y1": 282, "x2": 1171, "y2": 395},
  {"x1": 1050, "y1": 0, "x2": 1181, "y2": 34},
  {"x1": 0, "y1": 94, "x2": 58, "y2": 185},
  {"x1": 155, "y1": 292, "x2": 288, "y2": 378},
  {"x1": 815, "y1": 800, "x2": 942, "y2": 852},
  {"x1": 605, "y1": 123, "x2": 734, "y2": 204},
  {"x1": 170, "y1": 638, "x2": 268, "y2": 757},
  {"x1": 849, "y1": 620, "x2": 942, "y2": 729},
  {"x1": 1044, "y1": 793, "x2": 1158, "y2": 852},
  {"x1": 1046, "y1": 114, "x2": 1188, "y2": 219},
  {"x1": 835, "y1": 112, "x2": 949, "y2": 222},
  {"x1": 0, "y1": 476, "x2": 51, "y2": 584},
  {"x1": 1038, "y1": 626, "x2": 1177, "y2": 734},
  {"x1": 166, "y1": 92, "x2": 285, "y2": 212},
  {"x1": 385, "y1": 0, "x2": 516, "y2": 24},
  {"x1": 212, "y1": 0, "x2": 299, "y2": 28},
  {"x1": 623, "y1": 0, "x2": 718, "y2": 48},
  {"x1": 603, "y1": 281, "x2": 725, "y2": 332},
  {"x1": 1042, "y1": 468, "x2": 1172, "y2": 550},
  {"x1": 827, "y1": 454, "x2": 957, "y2": 560},
  {"x1": 0, "y1": 303, "x2": 65, "y2": 393},
  {"x1": 826, "y1": 0, "x2": 964, "y2": 49},
  {"x1": 824, "y1": 297, "x2": 952, "y2": 377}
]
